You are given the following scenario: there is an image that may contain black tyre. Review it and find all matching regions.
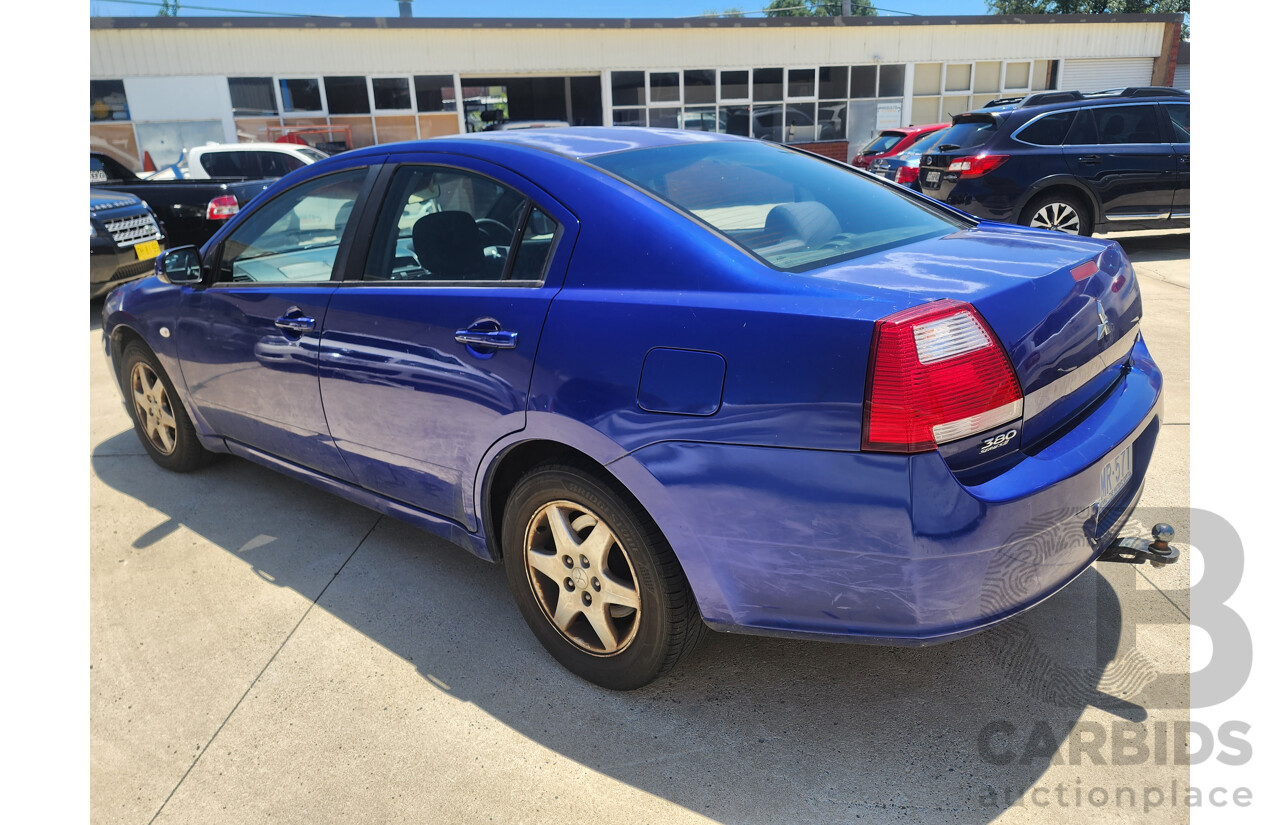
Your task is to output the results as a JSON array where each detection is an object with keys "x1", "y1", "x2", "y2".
[
  {"x1": 121, "y1": 341, "x2": 215, "y2": 473},
  {"x1": 1020, "y1": 191, "x2": 1094, "y2": 237},
  {"x1": 502, "y1": 464, "x2": 705, "y2": 690}
]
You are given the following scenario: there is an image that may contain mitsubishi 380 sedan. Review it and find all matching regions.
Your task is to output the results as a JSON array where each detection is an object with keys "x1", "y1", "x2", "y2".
[{"x1": 103, "y1": 127, "x2": 1169, "y2": 690}]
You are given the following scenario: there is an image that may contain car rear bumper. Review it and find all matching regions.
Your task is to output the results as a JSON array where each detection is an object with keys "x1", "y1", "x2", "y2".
[{"x1": 621, "y1": 335, "x2": 1163, "y2": 644}]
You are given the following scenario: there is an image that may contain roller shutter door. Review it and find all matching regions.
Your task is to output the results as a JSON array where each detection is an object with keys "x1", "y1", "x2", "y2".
[
  {"x1": 1060, "y1": 58, "x2": 1156, "y2": 93},
  {"x1": 1172, "y1": 65, "x2": 1189, "y2": 91}
]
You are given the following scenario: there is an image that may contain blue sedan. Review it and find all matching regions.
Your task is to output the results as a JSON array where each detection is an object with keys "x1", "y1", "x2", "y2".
[{"x1": 103, "y1": 128, "x2": 1164, "y2": 690}]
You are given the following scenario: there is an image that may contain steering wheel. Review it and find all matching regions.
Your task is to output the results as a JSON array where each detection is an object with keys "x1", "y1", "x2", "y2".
[{"x1": 475, "y1": 218, "x2": 513, "y2": 246}]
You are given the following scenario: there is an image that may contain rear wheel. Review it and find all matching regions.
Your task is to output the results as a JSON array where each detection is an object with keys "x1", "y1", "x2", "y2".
[
  {"x1": 121, "y1": 342, "x2": 215, "y2": 473},
  {"x1": 1020, "y1": 191, "x2": 1093, "y2": 237},
  {"x1": 502, "y1": 464, "x2": 704, "y2": 690}
]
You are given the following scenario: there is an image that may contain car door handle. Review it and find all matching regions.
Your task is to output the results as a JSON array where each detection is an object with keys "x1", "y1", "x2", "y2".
[
  {"x1": 454, "y1": 328, "x2": 518, "y2": 349},
  {"x1": 274, "y1": 313, "x2": 316, "y2": 334},
  {"x1": 1077, "y1": 155, "x2": 1102, "y2": 165}
]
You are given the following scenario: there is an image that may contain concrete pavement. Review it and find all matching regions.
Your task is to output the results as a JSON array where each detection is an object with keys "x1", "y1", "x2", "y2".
[{"x1": 90, "y1": 229, "x2": 1191, "y2": 824}]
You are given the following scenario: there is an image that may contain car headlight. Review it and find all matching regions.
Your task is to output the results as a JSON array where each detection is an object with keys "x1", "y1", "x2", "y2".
[{"x1": 90, "y1": 221, "x2": 98, "y2": 238}]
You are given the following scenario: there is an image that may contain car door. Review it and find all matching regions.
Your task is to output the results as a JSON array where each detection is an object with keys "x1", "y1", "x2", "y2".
[
  {"x1": 174, "y1": 162, "x2": 378, "y2": 479},
  {"x1": 317, "y1": 157, "x2": 578, "y2": 529},
  {"x1": 1162, "y1": 101, "x2": 1190, "y2": 218},
  {"x1": 1063, "y1": 104, "x2": 1177, "y2": 221}
]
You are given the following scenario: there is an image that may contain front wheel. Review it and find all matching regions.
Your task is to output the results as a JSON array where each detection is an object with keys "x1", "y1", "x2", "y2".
[
  {"x1": 1020, "y1": 192, "x2": 1094, "y2": 237},
  {"x1": 121, "y1": 342, "x2": 215, "y2": 473},
  {"x1": 502, "y1": 464, "x2": 704, "y2": 690}
]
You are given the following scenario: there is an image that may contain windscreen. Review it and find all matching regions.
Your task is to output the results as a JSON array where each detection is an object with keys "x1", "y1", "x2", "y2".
[{"x1": 591, "y1": 141, "x2": 965, "y2": 271}]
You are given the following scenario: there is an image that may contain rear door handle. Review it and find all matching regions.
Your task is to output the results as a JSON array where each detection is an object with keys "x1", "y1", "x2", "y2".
[
  {"x1": 454, "y1": 328, "x2": 518, "y2": 349},
  {"x1": 274, "y1": 312, "x2": 316, "y2": 335}
]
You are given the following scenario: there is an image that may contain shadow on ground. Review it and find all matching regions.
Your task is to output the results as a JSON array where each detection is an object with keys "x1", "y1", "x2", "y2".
[
  {"x1": 92, "y1": 424, "x2": 1170, "y2": 822},
  {"x1": 1105, "y1": 229, "x2": 1190, "y2": 266}
]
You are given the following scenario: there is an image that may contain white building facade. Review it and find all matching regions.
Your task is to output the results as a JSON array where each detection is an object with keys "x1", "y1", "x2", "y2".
[{"x1": 90, "y1": 13, "x2": 1183, "y2": 168}]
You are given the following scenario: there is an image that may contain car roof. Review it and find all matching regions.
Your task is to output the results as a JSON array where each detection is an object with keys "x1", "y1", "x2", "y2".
[
  {"x1": 961, "y1": 87, "x2": 1189, "y2": 121},
  {"x1": 195, "y1": 142, "x2": 310, "y2": 152},
  {"x1": 346, "y1": 126, "x2": 755, "y2": 162}
]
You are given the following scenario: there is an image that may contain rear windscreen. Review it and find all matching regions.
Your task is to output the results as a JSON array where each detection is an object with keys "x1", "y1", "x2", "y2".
[
  {"x1": 590, "y1": 140, "x2": 965, "y2": 272},
  {"x1": 859, "y1": 132, "x2": 906, "y2": 155},
  {"x1": 935, "y1": 117, "x2": 998, "y2": 151}
]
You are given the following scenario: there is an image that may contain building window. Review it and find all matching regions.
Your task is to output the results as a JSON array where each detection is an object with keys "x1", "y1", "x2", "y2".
[
  {"x1": 684, "y1": 70, "x2": 715, "y2": 105},
  {"x1": 324, "y1": 76, "x2": 370, "y2": 115},
  {"x1": 752, "y1": 68, "x2": 784, "y2": 102},
  {"x1": 414, "y1": 75, "x2": 456, "y2": 112},
  {"x1": 90, "y1": 80, "x2": 129, "y2": 122},
  {"x1": 372, "y1": 77, "x2": 412, "y2": 111},
  {"x1": 279, "y1": 78, "x2": 323, "y2": 113},
  {"x1": 228, "y1": 77, "x2": 278, "y2": 117},
  {"x1": 912, "y1": 59, "x2": 1059, "y2": 125}
]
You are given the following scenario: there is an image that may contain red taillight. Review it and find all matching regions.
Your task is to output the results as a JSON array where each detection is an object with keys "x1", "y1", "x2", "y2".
[
  {"x1": 862, "y1": 299, "x2": 1023, "y2": 453},
  {"x1": 206, "y1": 195, "x2": 239, "y2": 221},
  {"x1": 894, "y1": 166, "x2": 920, "y2": 185},
  {"x1": 945, "y1": 154, "x2": 1009, "y2": 178}
]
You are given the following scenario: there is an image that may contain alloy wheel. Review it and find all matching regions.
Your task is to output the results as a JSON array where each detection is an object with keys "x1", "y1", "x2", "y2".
[
  {"x1": 523, "y1": 500, "x2": 642, "y2": 656},
  {"x1": 130, "y1": 362, "x2": 178, "y2": 456},
  {"x1": 1029, "y1": 201, "x2": 1082, "y2": 234}
]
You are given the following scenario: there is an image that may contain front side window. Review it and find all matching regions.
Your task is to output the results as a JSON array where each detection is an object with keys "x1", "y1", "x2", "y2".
[
  {"x1": 1094, "y1": 105, "x2": 1162, "y2": 145},
  {"x1": 217, "y1": 168, "x2": 367, "y2": 283},
  {"x1": 1165, "y1": 103, "x2": 1190, "y2": 142},
  {"x1": 591, "y1": 141, "x2": 964, "y2": 271},
  {"x1": 363, "y1": 165, "x2": 558, "y2": 283}
]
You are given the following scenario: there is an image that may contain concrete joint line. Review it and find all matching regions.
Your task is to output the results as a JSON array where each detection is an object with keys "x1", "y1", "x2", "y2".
[{"x1": 146, "y1": 515, "x2": 384, "y2": 825}]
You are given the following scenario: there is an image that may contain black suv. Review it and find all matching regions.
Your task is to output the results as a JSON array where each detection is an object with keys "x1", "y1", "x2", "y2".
[{"x1": 918, "y1": 87, "x2": 1189, "y2": 236}]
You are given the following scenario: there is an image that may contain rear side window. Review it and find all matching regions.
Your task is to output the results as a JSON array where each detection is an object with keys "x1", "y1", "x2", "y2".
[
  {"x1": 1016, "y1": 110, "x2": 1076, "y2": 146},
  {"x1": 201, "y1": 151, "x2": 250, "y2": 178},
  {"x1": 592, "y1": 140, "x2": 965, "y2": 272},
  {"x1": 257, "y1": 152, "x2": 306, "y2": 177},
  {"x1": 1064, "y1": 108, "x2": 1098, "y2": 145},
  {"x1": 936, "y1": 117, "x2": 996, "y2": 151}
]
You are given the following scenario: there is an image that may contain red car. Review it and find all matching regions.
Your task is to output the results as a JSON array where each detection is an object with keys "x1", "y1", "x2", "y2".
[{"x1": 850, "y1": 122, "x2": 948, "y2": 169}]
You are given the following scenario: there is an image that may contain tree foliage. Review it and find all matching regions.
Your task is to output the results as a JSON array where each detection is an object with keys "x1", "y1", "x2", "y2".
[
  {"x1": 984, "y1": 1, "x2": 1188, "y2": 15},
  {"x1": 764, "y1": 1, "x2": 878, "y2": 17},
  {"x1": 156, "y1": 0, "x2": 180, "y2": 15}
]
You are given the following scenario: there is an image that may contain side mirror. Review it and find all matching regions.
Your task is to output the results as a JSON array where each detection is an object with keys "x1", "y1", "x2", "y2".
[{"x1": 156, "y1": 246, "x2": 203, "y2": 285}]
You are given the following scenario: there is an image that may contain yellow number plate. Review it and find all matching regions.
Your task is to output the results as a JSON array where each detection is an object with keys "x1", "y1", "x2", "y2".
[{"x1": 135, "y1": 240, "x2": 161, "y2": 261}]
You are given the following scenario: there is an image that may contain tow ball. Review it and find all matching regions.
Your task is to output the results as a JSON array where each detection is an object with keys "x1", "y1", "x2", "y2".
[{"x1": 1099, "y1": 523, "x2": 1180, "y2": 568}]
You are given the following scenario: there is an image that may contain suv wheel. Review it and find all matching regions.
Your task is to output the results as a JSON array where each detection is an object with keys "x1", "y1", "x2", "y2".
[{"x1": 1020, "y1": 192, "x2": 1093, "y2": 237}]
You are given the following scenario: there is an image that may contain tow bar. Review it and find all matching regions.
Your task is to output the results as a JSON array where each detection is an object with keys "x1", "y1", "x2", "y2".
[{"x1": 1099, "y1": 523, "x2": 1180, "y2": 568}]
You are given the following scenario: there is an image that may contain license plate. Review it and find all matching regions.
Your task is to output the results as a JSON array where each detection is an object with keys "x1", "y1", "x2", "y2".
[
  {"x1": 1099, "y1": 444, "x2": 1133, "y2": 510},
  {"x1": 135, "y1": 240, "x2": 160, "y2": 261},
  {"x1": 925, "y1": 170, "x2": 941, "y2": 185}
]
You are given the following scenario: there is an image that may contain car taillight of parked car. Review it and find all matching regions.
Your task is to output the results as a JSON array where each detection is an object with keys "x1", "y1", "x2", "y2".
[
  {"x1": 945, "y1": 154, "x2": 1009, "y2": 178},
  {"x1": 206, "y1": 195, "x2": 239, "y2": 221},
  {"x1": 894, "y1": 166, "x2": 920, "y2": 185},
  {"x1": 861, "y1": 299, "x2": 1023, "y2": 453}
]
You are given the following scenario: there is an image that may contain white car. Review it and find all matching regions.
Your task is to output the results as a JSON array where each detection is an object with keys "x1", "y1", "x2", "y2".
[{"x1": 148, "y1": 142, "x2": 329, "y2": 180}]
